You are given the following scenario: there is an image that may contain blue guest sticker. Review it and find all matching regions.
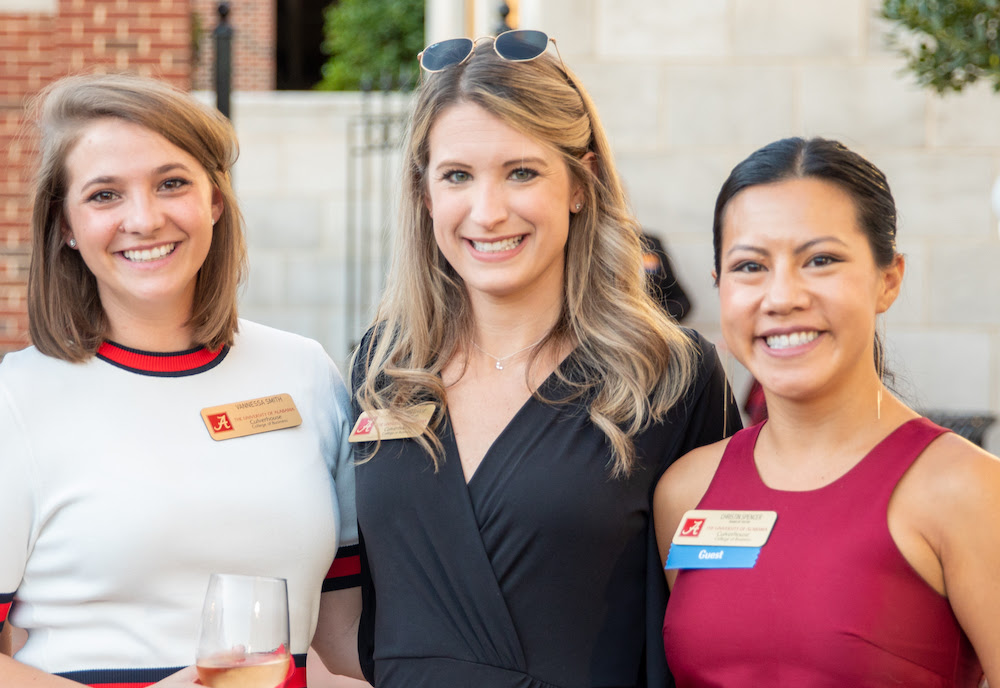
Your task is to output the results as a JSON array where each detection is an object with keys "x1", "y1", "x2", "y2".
[{"x1": 665, "y1": 544, "x2": 761, "y2": 569}]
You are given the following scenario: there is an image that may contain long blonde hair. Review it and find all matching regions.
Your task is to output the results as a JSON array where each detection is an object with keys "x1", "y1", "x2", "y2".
[
  {"x1": 355, "y1": 44, "x2": 696, "y2": 477},
  {"x1": 26, "y1": 72, "x2": 246, "y2": 361}
]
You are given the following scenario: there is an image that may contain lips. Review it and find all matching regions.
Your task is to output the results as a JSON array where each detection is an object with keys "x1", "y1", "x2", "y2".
[
  {"x1": 121, "y1": 243, "x2": 176, "y2": 263},
  {"x1": 765, "y1": 330, "x2": 819, "y2": 350}
]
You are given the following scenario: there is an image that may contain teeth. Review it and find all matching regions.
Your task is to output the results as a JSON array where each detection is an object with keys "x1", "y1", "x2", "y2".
[
  {"x1": 122, "y1": 243, "x2": 176, "y2": 263},
  {"x1": 766, "y1": 330, "x2": 819, "y2": 350},
  {"x1": 471, "y1": 236, "x2": 523, "y2": 253}
]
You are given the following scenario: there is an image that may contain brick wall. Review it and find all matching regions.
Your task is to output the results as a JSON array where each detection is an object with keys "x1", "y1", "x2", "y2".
[
  {"x1": 0, "y1": 10, "x2": 50, "y2": 353},
  {"x1": 0, "y1": 0, "x2": 193, "y2": 355},
  {"x1": 191, "y1": 0, "x2": 275, "y2": 91}
]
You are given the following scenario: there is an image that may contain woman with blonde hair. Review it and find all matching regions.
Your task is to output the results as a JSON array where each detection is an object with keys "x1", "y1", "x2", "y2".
[
  {"x1": 345, "y1": 30, "x2": 740, "y2": 687},
  {"x1": 0, "y1": 73, "x2": 362, "y2": 686}
]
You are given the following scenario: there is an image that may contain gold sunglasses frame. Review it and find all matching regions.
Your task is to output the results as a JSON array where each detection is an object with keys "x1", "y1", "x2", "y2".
[{"x1": 418, "y1": 29, "x2": 563, "y2": 74}]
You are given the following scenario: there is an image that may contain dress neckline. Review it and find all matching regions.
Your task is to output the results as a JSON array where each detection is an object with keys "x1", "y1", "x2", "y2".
[
  {"x1": 96, "y1": 341, "x2": 229, "y2": 377},
  {"x1": 452, "y1": 348, "x2": 585, "y2": 486},
  {"x1": 746, "y1": 417, "x2": 930, "y2": 495}
]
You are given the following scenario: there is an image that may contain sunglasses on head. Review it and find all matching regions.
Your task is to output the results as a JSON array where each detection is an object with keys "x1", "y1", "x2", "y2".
[{"x1": 418, "y1": 29, "x2": 562, "y2": 73}]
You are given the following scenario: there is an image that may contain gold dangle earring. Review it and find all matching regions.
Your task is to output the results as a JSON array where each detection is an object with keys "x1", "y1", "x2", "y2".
[
  {"x1": 877, "y1": 380, "x2": 883, "y2": 421},
  {"x1": 875, "y1": 317, "x2": 885, "y2": 421}
]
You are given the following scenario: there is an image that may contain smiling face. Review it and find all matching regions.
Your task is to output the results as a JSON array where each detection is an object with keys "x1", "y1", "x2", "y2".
[
  {"x1": 62, "y1": 118, "x2": 222, "y2": 337},
  {"x1": 717, "y1": 177, "x2": 903, "y2": 404},
  {"x1": 424, "y1": 102, "x2": 584, "y2": 308}
]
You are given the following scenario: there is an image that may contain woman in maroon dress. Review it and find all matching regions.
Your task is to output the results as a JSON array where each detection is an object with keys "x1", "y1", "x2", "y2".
[{"x1": 655, "y1": 137, "x2": 998, "y2": 687}]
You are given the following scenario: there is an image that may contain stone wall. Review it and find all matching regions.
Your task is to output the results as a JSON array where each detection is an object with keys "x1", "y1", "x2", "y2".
[
  {"x1": 209, "y1": 90, "x2": 408, "y2": 370},
  {"x1": 516, "y1": 0, "x2": 1000, "y2": 450},
  {"x1": 4, "y1": 0, "x2": 998, "y2": 450},
  {"x1": 231, "y1": 0, "x2": 1000, "y2": 449}
]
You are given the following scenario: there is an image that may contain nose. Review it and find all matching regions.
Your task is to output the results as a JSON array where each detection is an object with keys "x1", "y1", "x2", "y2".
[
  {"x1": 120, "y1": 191, "x2": 164, "y2": 234},
  {"x1": 762, "y1": 263, "x2": 809, "y2": 314},
  {"x1": 468, "y1": 181, "x2": 508, "y2": 231}
]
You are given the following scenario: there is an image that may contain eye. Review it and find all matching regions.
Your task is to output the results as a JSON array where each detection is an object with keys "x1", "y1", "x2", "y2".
[
  {"x1": 441, "y1": 169, "x2": 470, "y2": 184},
  {"x1": 87, "y1": 190, "x2": 119, "y2": 203},
  {"x1": 730, "y1": 260, "x2": 765, "y2": 274},
  {"x1": 160, "y1": 177, "x2": 191, "y2": 191},
  {"x1": 806, "y1": 254, "x2": 840, "y2": 268},
  {"x1": 509, "y1": 167, "x2": 538, "y2": 182}
]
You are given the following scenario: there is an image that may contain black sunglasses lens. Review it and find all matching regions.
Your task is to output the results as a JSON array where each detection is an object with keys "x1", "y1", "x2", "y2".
[
  {"x1": 494, "y1": 30, "x2": 549, "y2": 61},
  {"x1": 420, "y1": 38, "x2": 474, "y2": 71}
]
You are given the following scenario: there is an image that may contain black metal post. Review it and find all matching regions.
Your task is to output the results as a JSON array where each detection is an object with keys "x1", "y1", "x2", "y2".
[
  {"x1": 495, "y1": 2, "x2": 511, "y2": 35},
  {"x1": 213, "y1": 2, "x2": 233, "y2": 119}
]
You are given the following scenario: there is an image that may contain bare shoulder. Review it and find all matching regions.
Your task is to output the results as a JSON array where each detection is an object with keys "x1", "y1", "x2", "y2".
[
  {"x1": 906, "y1": 431, "x2": 1000, "y2": 506},
  {"x1": 897, "y1": 430, "x2": 1000, "y2": 550},
  {"x1": 656, "y1": 437, "x2": 730, "y2": 509},
  {"x1": 653, "y1": 436, "x2": 731, "y2": 578},
  {"x1": 899, "y1": 431, "x2": 1000, "y2": 677}
]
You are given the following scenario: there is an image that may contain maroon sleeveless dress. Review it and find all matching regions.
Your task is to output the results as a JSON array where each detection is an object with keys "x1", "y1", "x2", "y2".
[{"x1": 663, "y1": 418, "x2": 982, "y2": 687}]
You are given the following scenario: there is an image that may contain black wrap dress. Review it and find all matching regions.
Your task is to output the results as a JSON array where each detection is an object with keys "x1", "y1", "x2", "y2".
[{"x1": 352, "y1": 330, "x2": 740, "y2": 688}]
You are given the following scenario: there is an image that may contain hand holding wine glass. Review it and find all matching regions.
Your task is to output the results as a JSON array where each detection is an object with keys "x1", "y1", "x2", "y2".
[{"x1": 196, "y1": 574, "x2": 291, "y2": 688}]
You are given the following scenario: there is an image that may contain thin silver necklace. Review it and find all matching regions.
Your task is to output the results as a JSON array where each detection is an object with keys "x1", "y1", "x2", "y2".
[{"x1": 472, "y1": 333, "x2": 548, "y2": 371}]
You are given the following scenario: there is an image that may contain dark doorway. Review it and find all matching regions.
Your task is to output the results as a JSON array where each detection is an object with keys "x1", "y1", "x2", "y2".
[{"x1": 276, "y1": 0, "x2": 333, "y2": 90}]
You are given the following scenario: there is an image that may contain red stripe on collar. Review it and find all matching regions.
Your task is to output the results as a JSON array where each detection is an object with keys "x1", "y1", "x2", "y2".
[{"x1": 97, "y1": 341, "x2": 225, "y2": 374}]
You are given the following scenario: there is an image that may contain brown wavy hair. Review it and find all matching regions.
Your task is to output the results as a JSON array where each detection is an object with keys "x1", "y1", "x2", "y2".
[{"x1": 25, "y1": 72, "x2": 246, "y2": 361}]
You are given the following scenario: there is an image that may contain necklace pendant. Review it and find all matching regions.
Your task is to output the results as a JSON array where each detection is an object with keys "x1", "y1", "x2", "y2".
[{"x1": 495, "y1": 360, "x2": 503, "y2": 371}]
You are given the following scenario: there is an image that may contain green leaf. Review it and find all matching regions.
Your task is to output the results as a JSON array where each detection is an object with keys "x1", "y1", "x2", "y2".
[
  {"x1": 880, "y1": 0, "x2": 1000, "y2": 93},
  {"x1": 315, "y1": 0, "x2": 424, "y2": 91}
]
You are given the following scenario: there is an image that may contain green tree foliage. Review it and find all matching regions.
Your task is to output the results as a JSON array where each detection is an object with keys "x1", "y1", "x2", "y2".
[
  {"x1": 881, "y1": 0, "x2": 1000, "y2": 93},
  {"x1": 317, "y1": 0, "x2": 424, "y2": 91}
]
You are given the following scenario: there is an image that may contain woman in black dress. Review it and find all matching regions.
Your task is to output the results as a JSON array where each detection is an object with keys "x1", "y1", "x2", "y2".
[{"x1": 346, "y1": 30, "x2": 740, "y2": 688}]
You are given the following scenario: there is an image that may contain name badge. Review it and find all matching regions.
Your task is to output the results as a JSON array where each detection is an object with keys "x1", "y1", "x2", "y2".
[
  {"x1": 665, "y1": 509, "x2": 777, "y2": 570},
  {"x1": 349, "y1": 402, "x2": 435, "y2": 443},
  {"x1": 201, "y1": 394, "x2": 302, "y2": 441}
]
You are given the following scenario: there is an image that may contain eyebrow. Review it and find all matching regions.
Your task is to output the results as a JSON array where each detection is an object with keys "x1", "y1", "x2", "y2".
[
  {"x1": 504, "y1": 156, "x2": 548, "y2": 167},
  {"x1": 79, "y1": 163, "x2": 193, "y2": 191},
  {"x1": 431, "y1": 156, "x2": 550, "y2": 171},
  {"x1": 725, "y1": 236, "x2": 849, "y2": 258}
]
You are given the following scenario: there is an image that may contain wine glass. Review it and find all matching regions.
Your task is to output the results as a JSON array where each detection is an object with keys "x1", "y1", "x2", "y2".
[{"x1": 196, "y1": 573, "x2": 291, "y2": 688}]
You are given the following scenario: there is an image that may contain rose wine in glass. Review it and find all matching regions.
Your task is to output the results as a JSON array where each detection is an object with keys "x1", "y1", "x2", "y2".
[{"x1": 196, "y1": 574, "x2": 291, "y2": 688}]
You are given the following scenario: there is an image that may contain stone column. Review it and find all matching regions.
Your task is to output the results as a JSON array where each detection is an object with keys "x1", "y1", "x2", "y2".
[{"x1": 425, "y1": 0, "x2": 466, "y2": 44}]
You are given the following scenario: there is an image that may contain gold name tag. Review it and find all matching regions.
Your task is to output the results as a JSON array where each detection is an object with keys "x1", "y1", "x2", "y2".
[
  {"x1": 672, "y1": 510, "x2": 778, "y2": 548},
  {"x1": 349, "y1": 402, "x2": 435, "y2": 442},
  {"x1": 201, "y1": 393, "x2": 302, "y2": 441}
]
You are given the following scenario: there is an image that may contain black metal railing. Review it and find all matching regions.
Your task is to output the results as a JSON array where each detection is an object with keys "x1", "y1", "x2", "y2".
[{"x1": 344, "y1": 75, "x2": 412, "y2": 351}]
